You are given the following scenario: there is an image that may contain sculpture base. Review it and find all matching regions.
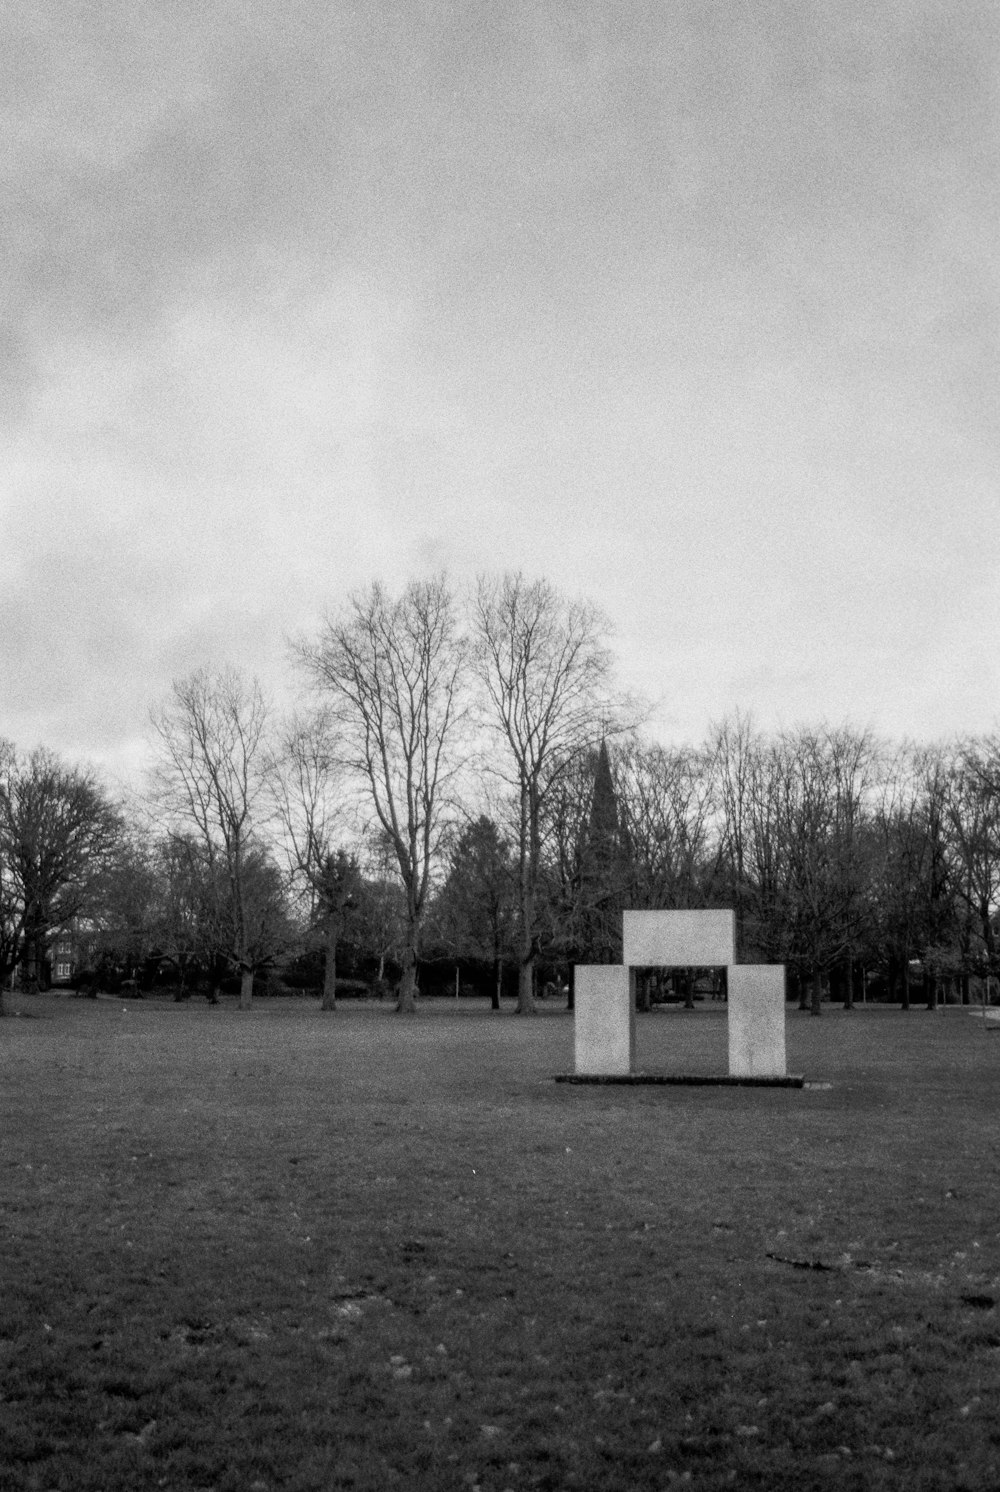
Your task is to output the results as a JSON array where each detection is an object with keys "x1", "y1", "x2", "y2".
[{"x1": 554, "y1": 1072, "x2": 806, "y2": 1088}]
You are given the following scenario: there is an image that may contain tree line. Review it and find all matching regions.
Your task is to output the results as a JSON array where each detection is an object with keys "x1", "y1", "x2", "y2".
[{"x1": 3, "y1": 572, "x2": 999, "y2": 1016}]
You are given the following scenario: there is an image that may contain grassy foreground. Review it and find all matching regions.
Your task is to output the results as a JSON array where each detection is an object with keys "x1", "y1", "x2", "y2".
[{"x1": 2, "y1": 997, "x2": 999, "y2": 1491}]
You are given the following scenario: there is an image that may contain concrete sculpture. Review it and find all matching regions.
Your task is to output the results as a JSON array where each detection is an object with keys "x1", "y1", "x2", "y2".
[{"x1": 572, "y1": 909, "x2": 788, "y2": 1082}]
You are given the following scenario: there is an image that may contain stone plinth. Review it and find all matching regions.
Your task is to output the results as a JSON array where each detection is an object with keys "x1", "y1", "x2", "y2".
[
  {"x1": 574, "y1": 966, "x2": 634, "y2": 1076},
  {"x1": 623, "y1": 909, "x2": 735, "y2": 969},
  {"x1": 727, "y1": 965, "x2": 786, "y2": 1078}
]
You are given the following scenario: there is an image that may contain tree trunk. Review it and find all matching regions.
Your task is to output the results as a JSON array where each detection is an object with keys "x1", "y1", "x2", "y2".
[
  {"x1": 810, "y1": 969, "x2": 823, "y2": 1017},
  {"x1": 567, "y1": 963, "x2": 575, "y2": 1011},
  {"x1": 517, "y1": 951, "x2": 536, "y2": 1014},
  {"x1": 25, "y1": 935, "x2": 41, "y2": 995},
  {"x1": 797, "y1": 971, "x2": 810, "y2": 1011},
  {"x1": 397, "y1": 942, "x2": 417, "y2": 1013},
  {"x1": 927, "y1": 973, "x2": 938, "y2": 1011},
  {"x1": 321, "y1": 917, "x2": 338, "y2": 1011},
  {"x1": 491, "y1": 957, "x2": 502, "y2": 1011},
  {"x1": 635, "y1": 970, "x2": 651, "y2": 1014},
  {"x1": 683, "y1": 969, "x2": 696, "y2": 1010},
  {"x1": 901, "y1": 958, "x2": 911, "y2": 1010},
  {"x1": 515, "y1": 903, "x2": 536, "y2": 1012},
  {"x1": 239, "y1": 968, "x2": 254, "y2": 1009},
  {"x1": 961, "y1": 970, "x2": 971, "y2": 1006},
  {"x1": 843, "y1": 957, "x2": 854, "y2": 1011},
  {"x1": 516, "y1": 806, "x2": 537, "y2": 1015}
]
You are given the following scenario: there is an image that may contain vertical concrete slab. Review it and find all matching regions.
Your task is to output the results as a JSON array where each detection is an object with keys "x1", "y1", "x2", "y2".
[
  {"x1": 574, "y1": 965, "x2": 634, "y2": 1076},
  {"x1": 623, "y1": 909, "x2": 735, "y2": 969},
  {"x1": 728, "y1": 965, "x2": 786, "y2": 1078}
]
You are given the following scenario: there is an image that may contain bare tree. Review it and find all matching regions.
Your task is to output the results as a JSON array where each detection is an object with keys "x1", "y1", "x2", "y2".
[
  {"x1": 711, "y1": 718, "x2": 881, "y2": 1011},
  {"x1": 270, "y1": 710, "x2": 360, "y2": 1011},
  {"x1": 0, "y1": 741, "x2": 122, "y2": 1009},
  {"x1": 618, "y1": 737, "x2": 717, "y2": 912},
  {"x1": 911, "y1": 748, "x2": 957, "y2": 1011},
  {"x1": 871, "y1": 740, "x2": 991, "y2": 1008},
  {"x1": 471, "y1": 573, "x2": 617, "y2": 1013},
  {"x1": 0, "y1": 739, "x2": 23, "y2": 997},
  {"x1": 769, "y1": 726, "x2": 880, "y2": 1014},
  {"x1": 710, "y1": 712, "x2": 759, "y2": 952},
  {"x1": 297, "y1": 577, "x2": 467, "y2": 1013},
  {"x1": 151, "y1": 833, "x2": 222, "y2": 1000},
  {"x1": 870, "y1": 745, "x2": 928, "y2": 1009},
  {"x1": 946, "y1": 738, "x2": 1000, "y2": 990},
  {"x1": 711, "y1": 718, "x2": 798, "y2": 971},
  {"x1": 429, "y1": 815, "x2": 518, "y2": 1010},
  {"x1": 150, "y1": 667, "x2": 282, "y2": 1009},
  {"x1": 79, "y1": 831, "x2": 163, "y2": 992},
  {"x1": 353, "y1": 831, "x2": 408, "y2": 993}
]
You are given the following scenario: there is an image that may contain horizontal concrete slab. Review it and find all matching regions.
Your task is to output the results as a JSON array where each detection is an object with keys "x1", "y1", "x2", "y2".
[{"x1": 623, "y1": 909, "x2": 735, "y2": 968}]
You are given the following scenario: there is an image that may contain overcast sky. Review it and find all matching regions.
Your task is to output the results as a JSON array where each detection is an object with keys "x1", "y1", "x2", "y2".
[{"x1": 3, "y1": 1, "x2": 998, "y2": 790}]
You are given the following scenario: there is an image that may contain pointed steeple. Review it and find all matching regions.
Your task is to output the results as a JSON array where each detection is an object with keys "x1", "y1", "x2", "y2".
[
  {"x1": 578, "y1": 738, "x2": 628, "y2": 964},
  {"x1": 587, "y1": 738, "x2": 619, "y2": 852}
]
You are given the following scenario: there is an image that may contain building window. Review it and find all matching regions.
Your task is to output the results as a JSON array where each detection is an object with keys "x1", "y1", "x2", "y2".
[{"x1": 56, "y1": 963, "x2": 71, "y2": 980}]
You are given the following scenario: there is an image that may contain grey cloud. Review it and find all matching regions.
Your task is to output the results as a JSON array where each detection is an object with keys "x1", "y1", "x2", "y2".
[
  {"x1": 0, "y1": 527, "x2": 295, "y2": 767},
  {"x1": 3, "y1": 0, "x2": 999, "y2": 782},
  {"x1": 7, "y1": 3, "x2": 997, "y2": 345}
]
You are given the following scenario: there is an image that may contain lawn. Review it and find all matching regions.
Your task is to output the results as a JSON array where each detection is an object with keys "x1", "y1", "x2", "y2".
[{"x1": 1, "y1": 995, "x2": 999, "y2": 1491}]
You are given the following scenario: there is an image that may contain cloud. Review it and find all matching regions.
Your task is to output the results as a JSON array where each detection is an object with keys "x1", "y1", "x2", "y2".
[{"x1": 2, "y1": 1, "x2": 999, "y2": 781}]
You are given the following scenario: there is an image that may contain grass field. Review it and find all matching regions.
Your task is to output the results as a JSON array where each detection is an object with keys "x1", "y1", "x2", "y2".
[{"x1": 2, "y1": 995, "x2": 999, "y2": 1491}]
